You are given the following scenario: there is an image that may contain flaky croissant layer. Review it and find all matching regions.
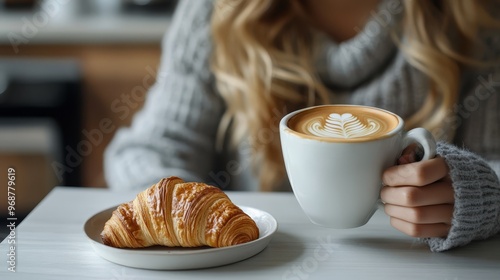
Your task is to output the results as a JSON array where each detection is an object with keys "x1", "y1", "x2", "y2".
[{"x1": 101, "y1": 176, "x2": 259, "y2": 248}]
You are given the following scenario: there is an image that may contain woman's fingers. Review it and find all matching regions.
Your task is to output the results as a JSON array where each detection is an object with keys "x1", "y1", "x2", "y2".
[
  {"x1": 380, "y1": 180, "x2": 455, "y2": 207},
  {"x1": 384, "y1": 204, "x2": 454, "y2": 225},
  {"x1": 381, "y1": 182, "x2": 455, "y2": 238},
  {"x1": 381, "y1": 151, "x2": 454, "y2": 238},
  {"x1": 382, "y1": 157, "x2": 449, "y2": 187},
  {"x1": 389, "y1": 217, "x2": 451, "y2": 238}
]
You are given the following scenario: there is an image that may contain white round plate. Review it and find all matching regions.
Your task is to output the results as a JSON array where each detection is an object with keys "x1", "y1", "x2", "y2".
[{"x1": 84, "y1": 205, "x2": 278, "y2": 270}]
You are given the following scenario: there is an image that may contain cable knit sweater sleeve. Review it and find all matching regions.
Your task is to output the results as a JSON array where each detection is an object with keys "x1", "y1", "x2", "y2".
[
  {"x1": 104, "y1": 0, "x2": 221, "y2": 190},
  {"x1": 423, "y1": 142, "x2": 500, "y2": 252},
  {"x1": 422, "y1": 27, "x2": 500, "y2": 251}
]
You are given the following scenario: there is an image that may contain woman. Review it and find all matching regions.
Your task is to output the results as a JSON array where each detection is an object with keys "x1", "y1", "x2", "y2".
[{"x1": 104, "y1": 0, "x2": 500, "y2": 252}]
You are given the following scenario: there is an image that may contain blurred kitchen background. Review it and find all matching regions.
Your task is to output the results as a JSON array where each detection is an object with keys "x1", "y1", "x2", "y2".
[{"x1": 0, "y1": 0, "x2": 177, "y2": 239}]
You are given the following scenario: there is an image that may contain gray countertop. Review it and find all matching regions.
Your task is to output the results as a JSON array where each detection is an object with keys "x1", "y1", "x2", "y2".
[{"x1": 0, "y1": 1, "x2": 172, "y2": 45}]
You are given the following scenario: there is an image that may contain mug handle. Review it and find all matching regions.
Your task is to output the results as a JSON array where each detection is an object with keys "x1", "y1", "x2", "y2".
[{"x1": 402, "y1": 128, "x2": 437, "y2": 161}]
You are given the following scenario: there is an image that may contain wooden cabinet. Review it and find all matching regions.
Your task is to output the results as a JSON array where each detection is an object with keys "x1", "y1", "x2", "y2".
[{"x1": 0, "y1": 44, "x2": 162, "y2": 189}]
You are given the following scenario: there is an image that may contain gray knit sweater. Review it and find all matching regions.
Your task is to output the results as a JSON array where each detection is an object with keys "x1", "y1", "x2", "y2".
[{"x1": 104, "y1": 0, "x2": 500, "y2": 251}]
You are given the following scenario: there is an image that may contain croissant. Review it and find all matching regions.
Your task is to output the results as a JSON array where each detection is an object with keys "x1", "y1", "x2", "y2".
[{"x1": 100, "y1": 176, "x2": 259, "y2": 248}]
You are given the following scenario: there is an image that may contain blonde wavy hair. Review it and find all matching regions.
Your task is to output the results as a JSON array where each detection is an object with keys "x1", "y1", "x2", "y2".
[{"x1": 210, "y1": 0, "x2": 499, "y2": 191}]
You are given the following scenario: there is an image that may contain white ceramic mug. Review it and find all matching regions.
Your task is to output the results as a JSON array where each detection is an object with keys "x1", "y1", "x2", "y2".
[{"x1": 279, "y1": 104, "x2": 436, "y2": 228}]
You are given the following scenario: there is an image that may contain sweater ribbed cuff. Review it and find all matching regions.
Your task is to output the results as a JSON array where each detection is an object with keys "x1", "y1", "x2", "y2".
[{"x1": 423, "y1": 142, "x2": 500, "y2": 252}]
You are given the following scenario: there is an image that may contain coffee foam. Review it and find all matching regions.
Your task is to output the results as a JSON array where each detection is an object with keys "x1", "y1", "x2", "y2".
[{"x1": 287, "y1": 105, "x2": 400, "y2": 142}]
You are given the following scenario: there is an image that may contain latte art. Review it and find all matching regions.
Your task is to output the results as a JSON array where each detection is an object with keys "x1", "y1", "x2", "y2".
[
  {"x1": 286, "y1": 105, "x2": 401, "y2": 142},
  {"x1": 306, "y1": 113, "x2": 382, "y2": 139}
]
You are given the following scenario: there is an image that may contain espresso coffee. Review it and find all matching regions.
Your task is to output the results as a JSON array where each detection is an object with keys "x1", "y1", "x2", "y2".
[{"x1": 287, "y1": 105, "x2": 400, "y2": 142}]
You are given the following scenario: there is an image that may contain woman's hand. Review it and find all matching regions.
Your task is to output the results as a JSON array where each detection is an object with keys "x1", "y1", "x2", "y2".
[{"x1": 380, "y1": 146, "x2": 455, "y2": 238}]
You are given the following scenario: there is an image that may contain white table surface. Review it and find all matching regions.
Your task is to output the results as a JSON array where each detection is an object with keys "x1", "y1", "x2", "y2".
[{"x1": 1, "y1": 187, "x2": 500, "y2": 280}]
